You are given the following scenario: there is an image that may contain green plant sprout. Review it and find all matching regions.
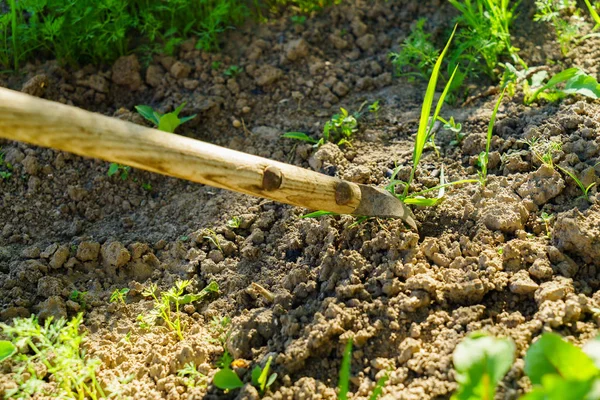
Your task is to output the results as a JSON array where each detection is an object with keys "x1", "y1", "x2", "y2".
[
  {"x1": 69, "y1": 289, "x2": 89, "y2": 309},
  {"x1": 290, "y1": 15, "x2": 307, "y2": 25},
  {"x1": 283, "y1": 107, "x2": 360, "y2": 147},
  {"x1": 252, "y1": 356, "x2": 277, "y2": 394},
  {"x1": 135, "y1": 103, "x2": 197, "y2": 134},
  {"x1": 0, "y1": 148, "x2": 13, "y2": 180},
  {"x1": 0, "y1": 340, "x2": 16, "y2": 362},
  {"x1": 107, "y1": 163, "x2": 130, "y2": 180},
  {"x1": 213, "y1": 351, "x2": 244, "y2": 391},
  {"x1": 449, "y1": 0, "x2": 526, "y2": 76},
  {"x1": 203, "y1": 228, "x2": 223, "y2": 253},
  {"x1": 437, "y1": 116, "x2": 465, "y2": 146},
  {"x1": 540, "y1": 211, "x2": 553, "y2": 238},
  {"x1": 521, "y1": 137, "x2": 562, "y2": 169},
  {"x1": 208, "y1": 315, "x2": 232, "y2": 345},
  {"x1": 139, "y1": 280, "x2": 219, "y2": 341},
  {"x1": 337, "y1": 337, "x2": 388, "y2": 400},
  {"x1": 178, "y1": 362, "x2": 207, "y2": 388},
  {"x1": 141, "y1": 182, "x2": 152, "y2": 191},
  {"x1": 109, "y1": 288, "x2": 130, "y2": 305},
  {"x1": 224, "y1": 65, "x2": 242, "y2": 77},
  {"x1": 211, "y1": 61, "x2": 222, "y2": 70},
  {"x1": 451, "y1": 332, "x2": 515, "y2": 400},
  {"x1": 584, "y1": 0, "x2": 600, "y2": 28},
  {"x1": 478, "y1": 89, "x2": 506, "y2": 186},
  {"x1": 524, "y1": 67, "x2": 600, "y2": 104},
  {"x1": 226, "y1": 216, "x2": 242, "y2": 229},
  {"x1": 368, "y1": 100, "x2": 381, "y2": 120},
  {"x1": 557, "y1": 165, "x2": 596, "y2": 201},
  {"x1": 534, "y1": 0, "x2": 582, "y2": 55},
  {"x1": 388, "y1": 18, "x2": 439, "y2": 81},
  {"x1": 0, "y1": 314, "x2": 107, "y2": 399}
]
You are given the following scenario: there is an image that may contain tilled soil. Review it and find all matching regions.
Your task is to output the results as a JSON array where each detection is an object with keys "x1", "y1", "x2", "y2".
[{"x1": 1, "y1": 1, "x2": 600, "y2": 399}]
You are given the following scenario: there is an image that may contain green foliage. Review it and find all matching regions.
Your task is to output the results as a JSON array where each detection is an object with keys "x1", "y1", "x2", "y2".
[
  {"x1": 540, "y1": 211, "x2": 553, "y2": 238},
  {"x1": 266, "y1": 0, "x2": 342, "y2": 13},
  {"x1": 439, "y1": 116, "x2": 465, "y2": 146},
  {"x1": 213, "y1": 352, "x2": 244, "y2": 391},
  {"x1": 226, "y1": 216, "x2": 242, "y2": 229},
  {"x1": 524, "y1": 67, "x2": 600, "y2": 104},
  {"x1": 135, "y1": 103, "x2": 196, "y2": 133},
  {"x1": 0, "y1": 314, "x2": 107, "y2": 399},
  {"x1": 107, "y1": 163, "x2": 130, "y2": 180},
  {"x1": 290, "y1": 15, "x2": 307, "y2": 25},
  {"x1": 139, "y1": 280, "x2": 219, "y2": 340},
  {"x1": 557, "y1": 165, "x2": 596, "y2": 201},
  {"x1": 389, "y1": 18, "x2": 440, "y2": 81},
  {"x1": 109, "y1": 288, "x2": 130, "y2": 305},
  {"x1": 0, "y1": 0, "x2": 249, "y2": 70},
  {"x1": 283, "y1": 107, "x2": 360, "y2": 147},
  {"x1": 178, "y1": 362, "x2": 207, "y2": 388},
  {"x1": 368, "y1": 100, "x2": 381, "y2": 119},
  {"x1": 477, "y1": 89, "x2": 506, "y2": 186},
  {"x1": 224, "y1": 65, "x2": 242, "y2": 77},
  {"x1": 534, "y1": 0, "x2": 582, "y2": 55},
  {"x1": 69, "y1": 289, "x2": 89, "y2": 309},
  {"x1": 451, "y1": 333, "x2": 600, "y2": 400},
  {"x1": 251, "y1": 356, "x2": 277, "y2": 393},
  {"x1": 448, "y1": 0, "x2": 526, "y2": 77},
  {"x1": 0, "y1": 148, "x2": 13, "y2": 180},
  {"x1": 0, "y1": 340, "x2": 16, "y2": 362},
  {"x1": 584, "y1": 0, "x2": 600, "y2": 27},
  {"x1": 338, "y1": 338, "x2": 353, "y2": 400},
  {"x1": 451, "y1": 332, "x2": 515, "y2": 400}
]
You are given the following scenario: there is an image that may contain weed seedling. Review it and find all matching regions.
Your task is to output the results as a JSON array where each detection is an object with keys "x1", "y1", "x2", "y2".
[
  {"x1": 0, "y1": 314, "x2": 106, "y2": 399},
  {"x1": 584, "y1": 0, "x2": 600, "y2": 28},
  {"x1": 226, "y1": 216, "x2": 242, "y2": 229},
  {"x1": 540, "y1": 211, "x2": 553, "y2": 238},
  {"x1": 283, "y1": 107, "x2": 360, "y2": 147},
  {"x1": 178, "y1": 362, "x2": 207, "y2": 388},
  {"x1": 69, "y1": 289, "x2": 89, "y2": 309},
  {"x1": 213, "y1": 351, "x2": 244, "y2": 391},
  {"x1": 521, "y1": 137, "x2": 562, "y2": 168},
  {"x1": 368, "y1": 100, "x2": 381, "y2": 120},
  {"x1": 388, "y1": 18, "x2": 439, "y2": 81},
  {"x1": 211, "y1": 61, "x2": 222, "y2": 70},
  {"x1": 107, "y1": 163, "x2": 131, "y2": 180},
  {"x1": 524, "y1": 67, "x2": 600, "y2": 104},
  {"x1": 141, "y1": 182, "x2": 152, "y2": 191},
  {"x1": 534, "y1": 0, "x2": 582, "y2": 55},
  {"x1": 291, "y1": 15, "x2": 307, "y2": 25},
  {"x1": 203, "y1": 229, "x2": 223, "y2": 253},
  {"x1": 0, "y1": 148, "x2": 13, "y2": 180},
  {"x1": 478, "y1": 89, "x2": 506, "y2": 187},
  {"x1": 438, "y1": 116, "x2": 465, "y2": 146},
  {"x1": 557, "y1": 165, "x2": 596, "y2": 201},
  {"x1": 208, "y1": 316, "x2": 232, "y2": 345},
  {"x1": 136, "y1": 103, "x2": 197, "y2": 133},
  {"x1": 224, "y1": 65, "x2": 242, "y2": 78},
  {"x1": 451, "y1": 332, "x2": 515, "y2": 400},
  {"x1": 140, "y1": 280, "x2": 219, "y2": 340},
  {"x1": 252, "y1": 356, "x2": 277, "y2": 394},
  {"x1": 110, "y1": 288, "x2": 130, "y2": 305}
]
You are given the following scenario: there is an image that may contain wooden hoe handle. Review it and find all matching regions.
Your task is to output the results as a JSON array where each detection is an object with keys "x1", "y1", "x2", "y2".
[{"x1": 0, "y1": 87, "x2": 363, "y2": 214}]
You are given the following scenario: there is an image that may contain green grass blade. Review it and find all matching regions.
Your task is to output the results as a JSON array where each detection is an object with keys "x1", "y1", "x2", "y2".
[
  {"x1": 338, "y1": 338, "x2": 353, "y2": 400},
  {"x1": 486, "y1": 88, "x2": 506, "y2": 156},
  {"x1": 368, "y1": 374, "x2": 389, "y2": 400},
  {"x1": 584, "y1": 0, "x2": 600, "y2": 28},
  {"x1": 282, "y1": 132, "x2": 319, "y2": 144},
  {"x1": 301, "y1": 210, "x2": 338, "y2": 218},
  {"x1": 135, "y1": 105, "x2": 160, "y2": 126},
  {"x1": 414, "y1": 24, "x2": 458, "y2": 171},
  {"x1": 430, "y1": 65, "x2": 459, "y2": 134}
]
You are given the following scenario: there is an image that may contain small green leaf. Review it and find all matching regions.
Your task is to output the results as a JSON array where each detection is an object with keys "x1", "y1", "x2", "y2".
[
  {"x1": 172, "y1": 102, "x2": 187, "y2": 117},
  {"x1": 179, "y1": 114, "x2": 197, "y2": 124},
  {"x1": 135, "y1": 105, "x2": 160, "y2": 126},
  {"x1": 158, "y1": 113, "x2": 181, "y2": 133},
  {"x1": 107, "y1": 163, "x2": 119, "y2": 176},
  {"x1": 0, "y1": 341, "x2": 16, "y2": 362},
  {"x1": 251, "y1": 366, "x2": 262, "y2": 387},
  {"x1": 564, "y1": 73, "x2": 600, "y2": 99},
  {"x1": 213, "y1": 368, "x2": 244, "y2": 390},
  {"x1": 266, "y1": 373, "x2": 277, "y2": 388},
  {"x1": 282, "y1": 132, "x2": 318, "y2": 144},
  {"x1": 525, "y1": 333, "x2": 599, "y2": 385},
  {"x1": 257, "y1": 356, "x2": 273, "y2": 391}
]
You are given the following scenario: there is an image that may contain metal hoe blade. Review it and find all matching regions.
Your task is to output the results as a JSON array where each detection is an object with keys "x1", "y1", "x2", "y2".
[{"x1": 352, "y1": 185, "x2": 418, "y2": 230}]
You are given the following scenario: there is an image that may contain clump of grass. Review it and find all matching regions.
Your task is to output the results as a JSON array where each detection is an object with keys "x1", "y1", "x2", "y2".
[
  {"x1": 534, "y1": 0, "x2": 583, "y2": 55},
  {"x1": 389, "y1": 18, "x2": 440, "y2": 81},
  {"x1": 557, "y1": 165, "x2": 596, "y2": 201},
  {"x1": 0, "y1": 314, "x2": 106, "y2": 399},
  {"x1": 138, "y1": 280, "x2": 219, "y2": 341}
]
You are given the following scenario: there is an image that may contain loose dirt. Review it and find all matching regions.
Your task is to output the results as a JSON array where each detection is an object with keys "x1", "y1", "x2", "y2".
[{"x1": 1, "y1": 1, "x2": 600, "y2": 399}]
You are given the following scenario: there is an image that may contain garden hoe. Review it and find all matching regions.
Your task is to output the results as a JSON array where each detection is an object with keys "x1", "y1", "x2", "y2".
[{"x1": 0, "y1": 87, "x2": 417, "y2": 230}]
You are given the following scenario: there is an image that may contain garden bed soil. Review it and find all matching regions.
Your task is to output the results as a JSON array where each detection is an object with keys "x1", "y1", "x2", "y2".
[{"x1": 1, "y1": 0, "x2": 600, "y2": 399}]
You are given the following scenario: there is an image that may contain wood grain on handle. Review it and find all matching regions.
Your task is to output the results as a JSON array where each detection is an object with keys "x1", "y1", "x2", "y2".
[{"x1": 0, "y1": 88, "x2": 363, "y2": 213}]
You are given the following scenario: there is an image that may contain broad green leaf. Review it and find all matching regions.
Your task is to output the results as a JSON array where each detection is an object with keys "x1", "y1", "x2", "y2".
[
  {"x1": 564, "y1": 74, "x2": 600, "y2": 99},
  {"x1": 282, "y1": 132, "x2": 318, "y2": 144},
  {"x1": 251, "y1": 366, "x2": 262, "y2": 387},
  {"x1": 158, "y1": 113, "x2": 181, "y2": 133},
  {"x1": 213, "y1": 368, "x2": 244, "y2": 390},
  {"x1": 338, "y1": 338, "x2": 353, "y2": 400},
  {"x1": 528, "y1": 68, "x2": 581, "y2": 103},
  {"x1": 451, "y1": 332, "x2": 515, "y2": 400},
  {"x1": 583, "y1": 336, "x2": 600, "y2": 369},
  {"x1": 0, "y1": 340, "x2": 16, "y2": 362},
  {"x1": 107, "y1": 163, "x2": 119, "y2": 176},
  {"x1": 533, "y1": 375, "x2": 596, "y2": 400},
  {"x1": 135, "y1": 105, "x2": 160, "y2": 126},
  {"x1": 300, "y1": 210, "x2": 337, "y2": 218},
  {"x1": 525, "y1": 333, "x2": 599, "y2": 385}
]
